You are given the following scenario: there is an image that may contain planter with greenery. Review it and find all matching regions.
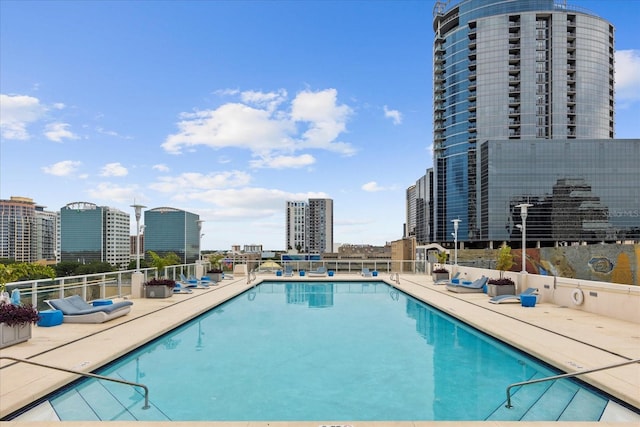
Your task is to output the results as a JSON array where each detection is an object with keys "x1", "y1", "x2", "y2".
[
  {"x1": 206, "y1": 253, "x2": 225, "y2": 282},
  {"x1": 487, "y1": 245, "x2": 516, "y2": 296},
  {"x1": 0, "y1": 303, "x2": 39, "y2": 348},
  {"x1": 144, "y1": 278, "x2": 176, "y2": 298},
  {"x1": 432, "y1": 268, "x2": 449, "y2": 282}
]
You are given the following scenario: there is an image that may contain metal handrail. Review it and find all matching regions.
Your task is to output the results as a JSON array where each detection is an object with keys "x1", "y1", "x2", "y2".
[
  {"x1": 390, "y1": 272, "x2": 400, "y2": 284},
  {"x1": 505, "y1": 358, "x2": 640, "y2": 408},
  {"x1": 0, "y1": 356, "x2": 150, "y2": 410},
  {"x1": 247, "y1": 270, "x2": 257, "y2": 284}
]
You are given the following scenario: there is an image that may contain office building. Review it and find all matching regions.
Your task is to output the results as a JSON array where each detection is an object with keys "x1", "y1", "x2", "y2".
[
  {"x1": 60, "y1": 202, "x2": 130, "y2": 268},
  {"x1": 286, "y1": 199, "x2": 333, "y2": 254},
  {"x1": 144, "y1": 207, "x2": 200, "y2": 263},
  {"x1": 429, "y1": 0, "x2": 638, "y2": 246}
]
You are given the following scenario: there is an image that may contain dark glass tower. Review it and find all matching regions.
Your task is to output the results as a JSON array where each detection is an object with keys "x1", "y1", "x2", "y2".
[{"x1": 432, "y1": 0, "x2": 615, "y2": 244}]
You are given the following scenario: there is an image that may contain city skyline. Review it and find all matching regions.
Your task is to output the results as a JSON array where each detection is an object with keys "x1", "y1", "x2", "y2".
[{"x1": 2, "y1": 0, "x2": 639, "y2": 250}]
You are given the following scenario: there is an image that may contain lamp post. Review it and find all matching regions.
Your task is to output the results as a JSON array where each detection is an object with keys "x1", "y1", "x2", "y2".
[
  {"x1": 196, "y1": 220, "x2": 205, "y2": 263},
  {"x1": 451, "y1": 218, "x2": 461, "y2": 266},
  {"x1": 131, "y1": 203, "x2": 146, "y2": 272},
  {"x1": 516, "y1": 203, "x2": 533, "y2": 273}
]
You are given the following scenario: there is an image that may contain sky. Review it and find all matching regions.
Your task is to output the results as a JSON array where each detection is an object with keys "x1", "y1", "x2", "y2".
[{"x1": 1, "y1": 0, "x2": 639, "y2": 251}]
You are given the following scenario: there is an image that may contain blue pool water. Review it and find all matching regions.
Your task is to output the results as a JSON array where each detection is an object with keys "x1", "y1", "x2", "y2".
[{"x1": 48, "y1": 282, "x2": 609, "y2": 421}]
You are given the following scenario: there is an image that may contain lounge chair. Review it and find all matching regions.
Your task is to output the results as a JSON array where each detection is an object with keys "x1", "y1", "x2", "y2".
[
  {"x1": 307, "y1": 266, "x2": 327, "y2": 277},
  {"x1": 173, "y1": 283, "x2": 194, "y2": 294},
  {"x1": 435, "y1": 271, "x2": 460, "y2": 285},
  {"x1": 46, "y1": 295, "x2": 133, "y2": 324},
  {"x1": 446, "y1": 276, "x2": 488, "y2": 293},
  {"x1": 361, "y1": 268, "x2": 372, "y2": 277},
  {"x1": 179, "y1": 274, "x2": 210, "y2": 289},
  {"x1": 489, "y1": 287, "x2": 538, "y2": 304},
  {"x1": 283, "y1": 265, "x2": 294, "y2": 277}
]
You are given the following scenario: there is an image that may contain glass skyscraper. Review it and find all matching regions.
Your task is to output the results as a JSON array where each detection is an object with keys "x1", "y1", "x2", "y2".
[
  {"x1": 144, "y1": 207, "x2": 200, "y2": 264},
  {"x1": 430, "y1": 0, "x2": 638, "y2": 246}
]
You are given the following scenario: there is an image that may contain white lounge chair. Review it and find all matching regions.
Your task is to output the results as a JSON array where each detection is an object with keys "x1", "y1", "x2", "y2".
[
  {"x1": 489, "y1": 287, "x2": 538, "y2": 304},
  {"x1": 46, "y1": 295, "x2": 133, "y2": 324},
  {"x1": 361, "y1": 268, "x2": 372, "y2": 277},
  {"x1": 283, "y1": 265, "x2": 294, "y2": 277},
  {"x1": 308, "y1": 266, "x2": 327, "y2": 277},
  {"x1": 446, "y1": 276, "x2": 488, "y2": 293}
]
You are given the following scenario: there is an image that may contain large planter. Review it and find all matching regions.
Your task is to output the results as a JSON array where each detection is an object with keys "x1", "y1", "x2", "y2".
[
  {"x1": 145, "y1": 285, "x2": 173, "y2": 298},
  {"x1": 206, "y1": 272, "x2": 223, "y2": 282},
  {"x1": 487, "y1": 283, "x2": 516, "y2": 297},
  {"x1": 0, "y1": 322, "x2": 32, "y2": 349},
  {"x1": 432, "y1": 272, "x2": 449, "y2": 282}
]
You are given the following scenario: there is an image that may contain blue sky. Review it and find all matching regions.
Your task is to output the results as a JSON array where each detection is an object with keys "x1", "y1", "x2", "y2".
[{"x1": 1, "y1": 0, "x2": 639, "y2": 251}]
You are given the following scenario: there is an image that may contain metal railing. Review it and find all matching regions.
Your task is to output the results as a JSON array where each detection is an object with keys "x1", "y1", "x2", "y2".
[
  {"x1": 505, "y1": 358, "x2": 640, "y2": 408},
  {"x1": 0, "y1": 356, "x2": 150, "y2": 410}
]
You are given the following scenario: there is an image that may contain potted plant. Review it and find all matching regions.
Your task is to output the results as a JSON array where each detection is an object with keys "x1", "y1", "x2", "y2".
[
  {"x1": 147, "y1": 250, "x2": 181, "y2": 278},
  {"x1": 206, "y1": 253, "x2": 225, "y2": 282},
  {"x1": 487, "y1": 245, "x2": 516, "y2": 296},
  {"x1": 144, "y1": 278, "x2": 176, "y2": 298},
  {"x1": 432, "y1": 267, "x2": 449, "y2": 282},
  {"x1": 0, "y1": 263, "x2": 55, "y2": 348}
]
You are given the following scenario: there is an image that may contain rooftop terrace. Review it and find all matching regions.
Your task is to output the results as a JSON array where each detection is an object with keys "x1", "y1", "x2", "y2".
[{"x1": 1, "y1": 271, "x2": 639, "y2": 426}]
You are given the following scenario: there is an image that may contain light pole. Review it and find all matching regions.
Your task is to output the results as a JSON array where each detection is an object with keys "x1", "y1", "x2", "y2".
[
  {"x1": 451, "y1": 218, "x2": 461, "y2": 266},
  {"x1": 516, "y1": 203, "x2": 533, "y2": 273},
  {"x1": 196, "y1": 220, "x2": 204, "y2": 263},
  {"x1": 131, "y1": 203, "x2": 146, "y2": 272}
]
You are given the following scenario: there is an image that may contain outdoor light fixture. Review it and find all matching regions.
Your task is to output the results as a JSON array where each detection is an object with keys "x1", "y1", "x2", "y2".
[
  {"x1": 451, "y1": 218, "x2": 461, "y2": 266},
  {"x1": 515, "y1": 203, "x2": 533, "y2": 273},
  {"x1": 131, "y1": 203, "x2": 146, "y2": 272}
]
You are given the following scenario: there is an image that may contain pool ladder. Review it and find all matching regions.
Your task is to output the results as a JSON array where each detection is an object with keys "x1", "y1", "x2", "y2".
[
  {"x1": 0, "y1": 356, "x2": 150, "y2": 410},
  {"x1": 390, "y1": 272, "x2": 400, "y2": 284},
  {"x1": 505, "y1": 358, "x2": 640, "y2": 408}
]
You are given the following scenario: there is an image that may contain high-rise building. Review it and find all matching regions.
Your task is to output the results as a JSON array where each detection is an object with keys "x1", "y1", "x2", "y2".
[
  {"x1": 286, "y1": 199, "x2": 333, "y2": 253},
  {"x1": 144, "y1": 207, "x2": 200, "y2": 263},
  {"x1": 308, "y1": 198, "x2": 333, "y2": 254},
  {"x1": 0, "y1": 196, "x2": 58, "y2": 263},
  {"x1": 286, "y1": 201, "x2": 308, "y2": 252},
  {"x1": 429, "y1": 0, "x2": 638, "y2": 246},
  {"x1": 60, "y1": 202, "x2": 130, "y2": 268}
]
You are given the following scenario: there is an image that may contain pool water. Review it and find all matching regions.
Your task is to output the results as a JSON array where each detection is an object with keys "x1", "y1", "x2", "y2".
[{"x1": 48, "y1": 281, "x2": 609, "y2": 421}]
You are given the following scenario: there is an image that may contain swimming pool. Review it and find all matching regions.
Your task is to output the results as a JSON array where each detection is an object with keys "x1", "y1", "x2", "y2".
[{"x1": 46, "y1": 281, "x2": 611, "y2": 421}]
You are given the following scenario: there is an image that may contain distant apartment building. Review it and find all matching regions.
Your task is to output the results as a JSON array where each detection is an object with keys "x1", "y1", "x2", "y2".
[
  {"x1": 144, "y1": 207, "x2": 200, "y2": 264},
  {"x1": 60, "y1": 202, "x2": 130, "y2": 268},
  {"x1": 286, "y1": 199, "x2": 333, "y2": 254},
  {"x1": 243, "y1": 244, "x2": 263, "y2": 254},
  {"x1": 0, "y1": 196, "x2": 57, "y2": 263},
  {"x1": 406, "y1": 173, "x2": 433, "y2": 246}
]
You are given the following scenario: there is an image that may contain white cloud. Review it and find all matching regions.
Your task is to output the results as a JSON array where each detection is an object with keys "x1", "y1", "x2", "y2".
[
  {"x1": 149, "y1": 171, "x2": 252, "y2": 194},
  {"x1": 162, "y1": 87, "x2": 355, "y2": 162},
  {"x1": 0, "y1": 94, "x2": 47, "y2": 140},
  {"x1": 42, "y1": 160, "x2": 82, "y2": 176},
  {"x1": 615, "y1": 49, "x2": 640, "y2": 106},
  {"x1": 250, "y1": 154, "x2": 315, "y2": 169},
  {"x1": 152, "y1": 164, "x2": 170, "y2": 172},
  {"x1": 100, "y1": 162, "x2": 128, "y2": 177},
  {"x1": 87, "y1": 182, "x2": 141, "y2": 203},
  {"x1": 44, "y1": 122, "x2": 78, "y2": 142},
  {"x1": 383, "y1": 105, "x2": 402, "y2": 125},
  {"x1": 362, "y1": 181, "x2": 386, "y2": 192}
]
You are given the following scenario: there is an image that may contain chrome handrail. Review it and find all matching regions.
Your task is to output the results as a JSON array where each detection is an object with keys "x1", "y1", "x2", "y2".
[
  {"x1": 390, "y1": 272, "x2": 400, "y2": 284},
  {"x1": 0, "y1": 356, "x2": 150, "y2": 410},
  {"x1": 505, "y1": 358, "x2": 640, "y2": 408}
]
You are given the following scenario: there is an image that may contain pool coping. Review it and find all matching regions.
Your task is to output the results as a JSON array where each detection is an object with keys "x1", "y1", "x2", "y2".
[{"x1": 1, "y1": 274, "x2": 639, "y2": 425}]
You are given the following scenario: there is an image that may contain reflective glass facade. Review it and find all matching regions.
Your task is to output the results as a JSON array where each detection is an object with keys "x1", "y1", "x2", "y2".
[
  {"x1": 432, "y1": 0, "x2": 616, "y2": 244},
  {"x1": 480, "y1": 139, "x2": 640, "y2": 243},
  {"x1": 144, "y1": 207, "x2": 200, "y2": 264}
]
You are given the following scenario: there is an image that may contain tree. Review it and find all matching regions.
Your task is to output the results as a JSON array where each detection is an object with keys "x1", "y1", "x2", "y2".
[
  {"x1": 0, "y1": 263, "x2": 56, "y2": 293},
  {"x1": 495, "y1": 244, "x2": 514, "y2": 279},
  {"x1": 147, "y1": 251, "x2": 181, "y2": 277}
]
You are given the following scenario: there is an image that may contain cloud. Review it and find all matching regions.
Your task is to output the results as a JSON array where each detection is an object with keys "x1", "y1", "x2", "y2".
[
  {"x1": 362, "y1": 181, "x2": 386, "y2": 192},
  {"x1": 615, "y1": 49, "x2": 640, "y2": 107},
  {"x1": 87, "y1": 182, "x2": 141, "y2": 203},
  {"x1": 100, "y1": 162, "x2": 128, "y2": 177},
  {"x1": 250, "y1": 154, "x2": 315, "y2": 169},
  {"x1": 383, "y1": 105, "x2": 402, "y2": 125},
  {"x1": 148, "y1": 171, "x2": 252, "y2": 194},
  {"x1": 42, "y1": 160, "x2": 82, "y2": 176},
  {"x1": 0, "y1": 94, "x2": 47, "y2": 140},
  {"x1": 44, "y1": 122, "x2": 78, "y2": 142},
  {"x1": 162, "y1": 88, "x2": 355, "y2": 161},
  {"x1": 152, "y1": 164, "x2": 170, "y2": 172}
]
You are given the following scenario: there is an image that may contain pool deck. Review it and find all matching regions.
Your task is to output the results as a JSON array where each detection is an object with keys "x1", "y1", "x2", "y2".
[{"x1": 1, "y1": 273, "x2": 639, "y2": 426}]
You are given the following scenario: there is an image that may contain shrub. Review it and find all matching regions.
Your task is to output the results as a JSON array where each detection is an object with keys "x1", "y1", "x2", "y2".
[
  {"x1": 0, "y1": 303, "x2": 39, "y2": 327},
  {"x1": 488, "y1": 277, "x2": 515, "y2": 286},
  {"x1": 433, "y1": 268, "x2": 449, "y2": 274},
  {"x1": 144, "y1": 278, "x2": 176, "y2": 288}
]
